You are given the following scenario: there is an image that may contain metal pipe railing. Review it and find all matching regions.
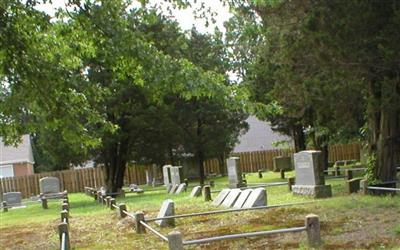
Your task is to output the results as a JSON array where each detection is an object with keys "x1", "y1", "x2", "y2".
[
  {"x1": 145, "y1": 201, "x2": 314, "y2": 222},
  {"x1": 183, "y1": 226, "x2": 306, "y2": 245},
  {"x1": 139, "y1": 221, "x2": 168, "y2": 242},
  {"x1": 367, "y1": 186, "x2": 400, "y2": 192}
]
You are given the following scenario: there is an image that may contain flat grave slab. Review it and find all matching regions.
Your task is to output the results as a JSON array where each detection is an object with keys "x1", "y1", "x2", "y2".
[
  {"x1": 221, "y1": 189, "x2": 241, "y2": 207},
  {"x1": 233, "y1": 189, "x2": 252, "y2": 209},
  {"x1": 212, "y1": 189, "x2": 230, "y2": 206},
  {"x1": 242, "y1": 188, "x2": 267, "y2": 208}
]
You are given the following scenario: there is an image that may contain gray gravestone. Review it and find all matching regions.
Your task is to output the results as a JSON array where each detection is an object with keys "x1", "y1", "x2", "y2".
[
  {"x1": 175, "y1": 183, "x2": 186, "y2": 194},
  {"x1": 242, "y1": 188, "x2": 267, "y2": 208},
  {"x1": 39, "y1": 177, "x2": 60, "y2": 194},
  {"x1": 3, "y1": 192, "x2": 22, "y2": 206},
  {"x1": 163, "y1": 165, "x2": 172, "y2": 190},
  {"x1": 212, "y1": 189, "x2": 231, "y2": 206},
  {"x1": 170, "y1": 166, "x2": 183, "y2": 186},
  {"x1": 221, "y1": 189, "x2": 241, "y2": 207},
  {"x1": 233, "y1": 189, "x2": 252, "y2": 209},
  {"x1": 166, "y1": 183, "x2": 173, "y2": 193},
  {"x1": 190, "y1": 186, "x2": 202, "y2": 197},
  {"x1": 227, "y1": 157, "x2": 244, "y2": 188},
  {"x1": 156, "y1": 199, "x2": 175, "y2": 227},
  {"x1": 292, "y1": 150, "x2": 332, "y2": 198},
  {"x1": 273, "y1": 156, "x2": 292, "y2": 172}
]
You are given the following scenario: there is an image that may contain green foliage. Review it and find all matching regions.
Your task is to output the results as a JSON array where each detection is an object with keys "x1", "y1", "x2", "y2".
[{"x1": 365, "y1": 153, "x2": 378, "y2": 184}]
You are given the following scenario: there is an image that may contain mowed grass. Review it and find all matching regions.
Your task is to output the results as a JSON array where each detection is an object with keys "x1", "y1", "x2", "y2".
[{"x1": 1, "y1": 171, "x2": 399, "y2": 249}]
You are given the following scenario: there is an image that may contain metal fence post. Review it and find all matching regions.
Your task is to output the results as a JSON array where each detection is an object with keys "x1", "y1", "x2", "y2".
[
  {"x1": 61, "y1": 210, "x2": 69, "y2": 224},
  {"x1": 305, "y1": 214, "x2": 321, "y2": 246},
  {"x1": 119, "y1": 204, "x2": 127, "y2": 218},
  {"x1": 167, "y1": 231, "x2": 184, "y2": 250},
  {"x1": 288, "y1": 177, "x2": 295, "y2": 191},
  {"x1": 41, "y1": 197, "x2": 48, "y2": 209},
  {"x1": 106, "y1": 196, "x2": 112, "y2": 207},
  {"x1": 110, "y1": 198, "x2": 116, "y2": 210},
  {"x1": 2, "y1": 201, "x2": 8, "y2": 212},
  {"x1": 258, "y1": 170, "x2": 263, "y2": 179},
  {"x1": 280, "y1": 169, "x2": 285, "y2": 179},
  {"x1": 135, "y1": 212, "x2": 145, "y2": 234},
  {"x1": 203, "y1": 185, "x2": 211, "y2": 202},
  {"x1": 58, "y1": 222, "x2": 70, "y2": 250},
  {"x1": 361, "y1": 179, "x2": 369, "y2": 195}
]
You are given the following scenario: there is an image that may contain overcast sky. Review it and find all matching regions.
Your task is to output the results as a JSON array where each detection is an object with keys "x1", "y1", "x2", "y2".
[{"x1": 35, "y1": 0, "x2": 232, "y2": 34}]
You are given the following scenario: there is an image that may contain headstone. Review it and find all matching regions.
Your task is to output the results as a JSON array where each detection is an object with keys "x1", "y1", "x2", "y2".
[
  {"x1": 129, "y1": 184, "x2": 138, "y2": 191},
  {"x1": 190, "y1": 186, "x2": 202, "y2": 197},
  {"x1": 145, "y1": 169, "x2": 153, "y2": 186},
  {"x1": 227, "y1": 157, "x2": 244, "y2": 188},
  {"x1": 170, "y1": 166, "x2": 183, "y2": 186},
  {"x1": 39, "y1": 177, "x2": 60, "y2": 194},
  {"x1": 212, "y1": 189, "x2": 231, "y2": 206},
  {"x1": 166, "y1": 183, "x2": 173, "y2": 193},
  {"x1": 292, "y1": 150, "x2": 332, "y2": 198},
  {"x1": 221, "y1": 189, "x2": 242, "y2": 207},
  {"x1": 175, "y1": 183, "x2": 186, "y2": 194},
  {"x1": 233, "y1": 189, "x2": 252, "y2": 209},
  {"x1": 273, "y1": 156, "x2": 292, "y2": 172},
  {"x1": 169, "y1": 184, "x2": 179, "y2": 194},
  {"x1": 3, "y1": 192, "x2": 22, "y2": 207},
  {"x1": 242, "y1": 188, "x2": 267, "y2": 208},
  {"x1": 163, "y1": 165, "x2": 172, "y2": 187},
  {"x1": 156, "y1": 199, "x2": 175, "y2": 227}
]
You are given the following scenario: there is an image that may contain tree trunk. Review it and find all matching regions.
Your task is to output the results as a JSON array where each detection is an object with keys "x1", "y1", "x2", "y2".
[
  {"x1": 218, "y1": 153, "x2": 227, "y2": 176},
  {"x1": 369, "y1": 80, "x2": 400, "y2": 183},
  {"x1": 105, "y1": 141, "x2": 128, "y2": 193},
  {"x1": 292, "y1": 124, "x2": 306, "y2": 152},
  {"x1": 197, "y1": 117, "x2": 205, "y2": 185}
]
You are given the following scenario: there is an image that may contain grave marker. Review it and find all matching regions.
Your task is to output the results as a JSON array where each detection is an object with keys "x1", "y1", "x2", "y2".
[
  {"x1": 156, "y1": 199, "x2": 175, "y2": 227},
  {"x1": 227, "y1": 157, "x2": 245, "y2": 188},
  {"x1": 190, "y1": 186, "x2": 202, "y2": 197},
  {"x1": 212, "y1": 189, "x2": 230, "y2": 206},
  {"x1": 292, "y1": 150, "x2": 332, "y2": 198},
  {"x1": 221, "y1": 189, "x2": 242, "y2": 207},
  {"x1": 163, "y1": 165, "x2": 172, "y2": 187},
  {"x1": 175, "y1": 183, "x2": 186, "y2": 194},
  {"x1": 39, "y1": 177, "x2": 60, "y2": 194},
  {"x1": 242, "y1": 188, "x2": 267, "y2": 208},
  {"x1": 3, "y1": 192, "x2": 22, "y2": 207},
  {"x1": 233, "y1": 189, "x2": 252, "y2": 209},
  {"x1": 273, "y1": 156, "x2": 292, "y2": 172}
]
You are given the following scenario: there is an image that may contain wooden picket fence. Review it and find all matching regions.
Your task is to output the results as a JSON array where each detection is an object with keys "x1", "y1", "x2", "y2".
[
  {"x1": 0, "y1": 143, "x2": 360, "y2": 198},
  {"x1": 0, "y1": 164, "x2": 149, "y2": 199}
]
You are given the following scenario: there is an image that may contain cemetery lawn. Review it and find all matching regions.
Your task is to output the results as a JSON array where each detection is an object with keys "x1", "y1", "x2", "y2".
[{"x1": 1, "y1": 172, "x2": 399, "y2": 249}]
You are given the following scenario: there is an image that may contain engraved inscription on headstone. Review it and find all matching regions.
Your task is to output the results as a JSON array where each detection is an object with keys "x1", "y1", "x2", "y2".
[
  {"x1": 39, "y1": 177, "x2": 60, "y2": 194},
  {"x1": 292, "y1": 150, "x2": 332, "y2": 198}
]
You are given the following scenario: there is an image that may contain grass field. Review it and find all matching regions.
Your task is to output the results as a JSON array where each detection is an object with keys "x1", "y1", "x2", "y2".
[{"x1": 1, "y1": 171, "x2": 399, "y2": 249}]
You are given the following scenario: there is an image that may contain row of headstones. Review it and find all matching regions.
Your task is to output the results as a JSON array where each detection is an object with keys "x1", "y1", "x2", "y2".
[
  {"x1": 1, "y1": 176, "x2": 63, "y2": 209},
  {"x1": 212, "y1": 188, "x2": 267, "y2": 208},
  {"x1": 163, "y1": 165, "x2": 184, "y2": 191},
  {"x1": 167, "y1": 183, "x2": 187, "y2": 195}
]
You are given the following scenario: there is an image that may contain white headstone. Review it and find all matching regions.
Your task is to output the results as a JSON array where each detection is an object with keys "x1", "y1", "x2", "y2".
[
  {"x1": 233, "y1": 189, "x2": 253, "y2": 209},
  {"x1": 221, "y1": 189, "x2": 242, "y2": 207},
  {"x1": 163, "y1": 165, "x2": 172, "y2": 184},
  {"x1": 166, "y1": 183, "x2": 173, "y2": 193},
  {"x1": 212, "y1": 189, "x2": 231, "y2": 206},
  {"x1": 169, "y1": 184, "x2": 179, "y2": 194},
  {"x1": 156, "y1": 199, "x2": 175, "y2": 227},
  {"x1": 3, "y1": 192, "x2": 22, "y2": 206},
  {"x1": 39, "y1": 177, "x2": 60, "y2": 194},
  {"x1": 242, "y1": 188, "x2": 267, "y2": 208},
  {"x1": 170, "y1": 166, "x2": 182, "y2": 186},
  {"x1": 190, "y1": 186, "x2": 202, "y2": 197},
  {"x1": 145, "y1": 169, "x2": 153, "y2": 186},
  {"x1": 175, "y1": 183, "x2": 186, "y2": 194},
  {"x1": 227, "y1": 157, "x2": 243, "y2": 188}
]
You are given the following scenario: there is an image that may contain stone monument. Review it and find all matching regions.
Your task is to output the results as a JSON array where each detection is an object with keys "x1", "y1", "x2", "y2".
[
  {"x1": 273, "y1": 156, "x2": 292, "y2": 172},
  {"x1": 292, "y1": 150, "x2": 332, "y2": 198},
  {"x1": 3, "y1": 192, "x2": 22, "y2": 207},
  {"x1": 156, "y1": 199, "x2": 175, "y2": 227},
  {"x1": 163, "y1": 165, "x2": 172, "y2": 190},
  {"x1": 39, "y1": 177, "x2": 60, "y2": 194},
  {"x1": 227, "y1": 157, "x2": 245, "y2": 188}
]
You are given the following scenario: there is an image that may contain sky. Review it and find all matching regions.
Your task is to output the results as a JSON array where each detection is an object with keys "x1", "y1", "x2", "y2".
[{"x1": 35, "y1": 0, "x2": 232, "y2": 34}]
